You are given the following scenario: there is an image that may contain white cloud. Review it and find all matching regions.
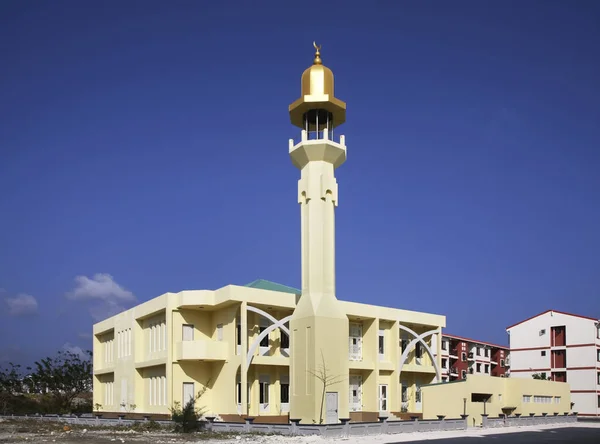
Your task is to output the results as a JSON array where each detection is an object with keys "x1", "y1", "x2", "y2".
[
  {"x1": 62, "y1": 342, "x2": 87, "y2": 359},
  {"x1": 4, "y1": 293, "x2": 39, "y2": 316},
  {"x1": 65, "y1": 273, "x2": 136, "y2": 321},
  {"x1": 66, "y1": 273, "x2": 135, "y2": 303}
]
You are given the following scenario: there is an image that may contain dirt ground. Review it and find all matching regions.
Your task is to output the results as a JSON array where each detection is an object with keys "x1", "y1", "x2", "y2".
[{"x1": 0, "y1": 418, "x2": 246, "y2": 444}]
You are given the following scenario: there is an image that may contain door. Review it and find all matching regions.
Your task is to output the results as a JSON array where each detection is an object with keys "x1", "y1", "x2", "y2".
[
  {"x1": 280, "y1": 375, "x2": 290, "y2": 412},
  {"x1": 183, "y1": 382, "x2": 195, "y2": 407},
  {"x1": 379, "y1": 384, "x2": 388, "y2": 412},
  {"x1": 401, "y1": 380, "x2": 409, "y2": 412},
  {"x1": 259, "y1": 375, "x2": 270, "y2": 413},
  {"x1": 349, "y1": 375, "x2": 362, "y2": 411},
  {"x1": 325, "y1": 392, "x2": 338, "y2": 424},
  {"x1": 415, "y1": 382, "x2": 422, "y2": 411}
]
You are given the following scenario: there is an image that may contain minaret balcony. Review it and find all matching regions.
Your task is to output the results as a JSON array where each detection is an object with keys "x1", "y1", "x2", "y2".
[{"x1": 289, "y1": 129, "x2": 346, "y2": 169}]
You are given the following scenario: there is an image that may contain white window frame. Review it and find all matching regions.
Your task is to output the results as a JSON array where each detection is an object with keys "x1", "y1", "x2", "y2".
[
  {"x1": 349, "y1": 323, "x2": 363, "y2": 361},
  {"x1": 182, "y1": 324, "x2": 194, "y2": 341},
  {"x1": 378, "y1": 329, "x2": 385, "y2": 361}
]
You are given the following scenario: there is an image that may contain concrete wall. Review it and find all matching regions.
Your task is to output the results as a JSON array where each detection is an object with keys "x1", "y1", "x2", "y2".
[{"x1": 421, "y1": 374, "x2": 572, "y2": 426}]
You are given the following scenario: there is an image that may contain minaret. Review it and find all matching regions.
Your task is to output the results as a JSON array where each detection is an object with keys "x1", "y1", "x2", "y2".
[{"x1": 289, "y1": 43, "x2": 349, "y2": 424}]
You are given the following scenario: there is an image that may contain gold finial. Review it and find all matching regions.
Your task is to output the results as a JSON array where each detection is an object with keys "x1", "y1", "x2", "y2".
[{"x1": 313, "y1": 41, "x2": 322, "y2": 65}]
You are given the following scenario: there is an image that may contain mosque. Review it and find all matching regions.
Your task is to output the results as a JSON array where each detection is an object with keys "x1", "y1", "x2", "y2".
[{"x1": 92, "y1": 44, "x2": 568, "y2": 425}]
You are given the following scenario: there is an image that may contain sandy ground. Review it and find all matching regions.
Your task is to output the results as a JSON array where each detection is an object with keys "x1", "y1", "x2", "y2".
[{"x1": 0, "y1": 418, "x2": 599, "y2": 444}]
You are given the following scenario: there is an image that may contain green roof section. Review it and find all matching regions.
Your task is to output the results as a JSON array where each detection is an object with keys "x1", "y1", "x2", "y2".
[{"x1": 244, "y1": 279, "x2": 301, "y2": 295}]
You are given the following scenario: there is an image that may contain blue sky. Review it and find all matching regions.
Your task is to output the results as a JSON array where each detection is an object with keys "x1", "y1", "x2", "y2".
[{"x1": 1, "y1": 1, "x2": 599, "y2": 364}]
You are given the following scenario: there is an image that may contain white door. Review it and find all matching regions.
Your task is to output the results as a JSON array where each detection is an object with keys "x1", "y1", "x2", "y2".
[
  {"x1": 183, "y1": 382, "x2": 195, "y2": 407},
  {"x1": 325, "y1": 392, "x2": 338, "y2": 424},
  {"x1": 379, "y1": 384, "x2": 388, "y2": 412},
  {"x1": 401, "y1": 380, "x2": 409, "y2": 412},
  {"x1": 259, "y1": 375, "x2": 270, "y2": 412},
  {"x1": 415, "y1": 382, "x2": 422, "y2": 411},
  {"x1": 182, "y1": 324, "x2": 194, "y2": 341},
  {"x1": 349, "y1": 375, "x2": 362, "y2": 411}
]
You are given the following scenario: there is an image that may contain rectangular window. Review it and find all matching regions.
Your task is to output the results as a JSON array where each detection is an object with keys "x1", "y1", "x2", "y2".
[
  {"x1": 461, "y1": 370, "x2": 467, "y2": 379},
  {"x1": 461, "y1": 352, "x2": 467, "y2": 362},
  {"x1": 281, "y1": 332, "x2": 289, "y2": 349},
  {"x1": 522, "y1": 395, "x2": 531, "y2": 403},
  {"x1": 476, "y1": 363, "x2": 481, "y2": 373},
  {"x1": 237, "y1": 323, "x2": 241, "y2": 346},
  {"x1": 400, "y1": 338, "x2": 409, "y2": 353},
  {"x1": 500, "y1": 359, "x2": 505, "y2": 368},
  {"x1": 442, "y1": 341, "x2": 447, "y2": 351},
  {"x1": 259, "y1": 326, "x2": 269, "y2": 347},
  {"x1": 597, "y1": 349, "x2": 600, "y2": 362},
  {"x1": 485, "y1": 348, "x2": 489, "y2": 358},
  {"x1": 415, "y1": 342, "x2": 423, "y2": 359},
  {"x1": 541, "y1": 350, "x2": 546, "y2": 356},
  {"x1": 217, "y1": 324, "x2": 223, "y2": 341},
  {"x1": 597, "y1": 372, "x2": 600, "y2": 385},
  {"x1": 378, "y1": 330, "x2": 385, "y2": 359},
  {"x1": 555, "y1": 396, "x2": 561, "y2": 404},
  {"x1": 182, "y1": 324, "x2": 194, "y2": 341},
  {"x1": 476, "y1": 347, "x2": 481, "y2": 356},
  {"x1": 281, "y1": 382, "x2": 290, "y2": 403},
  {"x1": 485, "y1": 364, "x2": 489, "y2": 374},
  {"x1": 597, "y1": 326, "x2": 600, "y2": 340},
  {"x1": 236, "y1": 382, "x2": 241, "y2": 404},
  {"x1": 442, "y1": 358, "x2": 447, "y2": 369}
]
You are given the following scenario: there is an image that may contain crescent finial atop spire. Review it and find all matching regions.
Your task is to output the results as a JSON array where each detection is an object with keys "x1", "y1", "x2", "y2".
[{"x1": 313, "y1": 41, "x2": 322, "y2": 65}]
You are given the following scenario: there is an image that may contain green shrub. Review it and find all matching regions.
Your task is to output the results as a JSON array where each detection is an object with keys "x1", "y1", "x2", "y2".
[{"x1": 170, "y1": 384, "x2": 208, "y2": 433}]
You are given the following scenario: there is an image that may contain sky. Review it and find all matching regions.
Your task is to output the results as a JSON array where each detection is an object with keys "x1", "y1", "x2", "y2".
[{"x1": 1, "y1": 1, "x2": 599, "y2": 365}]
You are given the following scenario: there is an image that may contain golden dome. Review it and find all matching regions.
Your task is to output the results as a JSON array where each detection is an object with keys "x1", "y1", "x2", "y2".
[{"x1": 289, "y1": 42, "x2": 346, "y2": 129}]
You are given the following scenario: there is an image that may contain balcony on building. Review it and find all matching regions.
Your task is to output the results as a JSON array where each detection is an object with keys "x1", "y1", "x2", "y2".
[{"x1": 175, "y1": 339, "x2": 228, "y2": 362}]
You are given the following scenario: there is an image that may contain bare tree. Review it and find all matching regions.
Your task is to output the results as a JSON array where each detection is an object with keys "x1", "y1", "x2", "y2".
[{"x1": 308, "y1": 350, "x2": 345, "y2": 424}]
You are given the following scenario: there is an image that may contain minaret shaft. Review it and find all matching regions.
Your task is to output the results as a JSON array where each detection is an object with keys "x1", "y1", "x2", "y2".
[
  {"x1": 300, "y1": 161, "x2": 336, "y2": 306},
  {"x1": 288, "y1": 43, "x2": 349, "y2": 425}
]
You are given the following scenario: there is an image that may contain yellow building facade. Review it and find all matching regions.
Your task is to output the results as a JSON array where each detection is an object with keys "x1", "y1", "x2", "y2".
[
  {"x1": 93, "y1": 279, "x2": 446, "y2": 422},
  {"x1": 421, "y1": 374, "x2": 572, "y2": 426}
]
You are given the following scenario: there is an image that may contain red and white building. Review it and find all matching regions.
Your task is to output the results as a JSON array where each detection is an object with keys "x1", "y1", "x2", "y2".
[
  {"x1": 440, "y1": 334, "x2": 509, "y2": 382},
  {"x1": 507, "y1": 309, "x2": 600, "y2": 417}
]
